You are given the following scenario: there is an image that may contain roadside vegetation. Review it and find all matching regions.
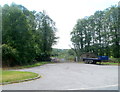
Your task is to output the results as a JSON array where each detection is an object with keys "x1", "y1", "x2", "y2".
[
  {"x1": 109, "y1": 58, "x2": 120, "y2": 63},
  {"x1": 1, "y1": 3, "x2": 120, "y2": 69},
  {"x1": 3, "y1": 61, "x2": 52, "y2": 70},
  {"x1": 51, "y1": 48, "x2": 75, "y2": 62},
  {"x1": 100, "y1": 62, "x2": 118, "y2": 65},
  {"x1": 71, "y1": 5, "x2": 120, "y2": 62},
  {"x1": 104, "y1": 58, "x2": 120, "y2": 65},
  {"x1": 2, "y1": 3, "x2": 58, "y2": 67},
  {"x1": 52, "y1": 48, "x2": 120, "y2": 65},
  {"x1": 88, "y1": 58, "x2": 120, "y2": 65},
  {"x1": 0, "y1": 70, "x2": 39, "y2": 84}
]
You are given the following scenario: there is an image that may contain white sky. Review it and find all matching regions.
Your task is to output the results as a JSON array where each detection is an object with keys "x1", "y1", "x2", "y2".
[{"x1": 0, "y1": 0, "x2": 119, "y2": 49}]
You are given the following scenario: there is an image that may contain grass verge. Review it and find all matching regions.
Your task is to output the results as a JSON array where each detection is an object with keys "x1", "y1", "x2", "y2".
[
  {"x1": 101, "y1": 62, "x2": 119, "y2": 65},
  {"x1": 0, "y1": 70, "x2": 39, "y2": 84},
  {"x1": 79, "y1": 61, "x2": 119, "y2": 65},
  {"x1": 3, "y1": 61, "x2": 52, "y2": 70},
  {"x1": 18, "y1": 62, "x2": 52, "y2": 69}
]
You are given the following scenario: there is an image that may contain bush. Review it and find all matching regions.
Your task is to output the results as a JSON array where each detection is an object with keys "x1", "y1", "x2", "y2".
[
  {"x1": 109, "y1": 58, "x2": 120, "y2": 63},
  {"x1": 2, "y1": 44, "x2": 19, "y2": 66}
]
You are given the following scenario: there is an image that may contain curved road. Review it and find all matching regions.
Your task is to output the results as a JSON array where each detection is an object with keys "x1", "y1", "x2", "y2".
[{"x1": 2, "y1": 63, "x2": 118, "y2": 90}]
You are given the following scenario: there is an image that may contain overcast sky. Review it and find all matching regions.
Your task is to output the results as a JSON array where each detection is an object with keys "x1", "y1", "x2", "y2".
[{"x1": 0, "y1": 0, "x2": 119, "y2": 49}]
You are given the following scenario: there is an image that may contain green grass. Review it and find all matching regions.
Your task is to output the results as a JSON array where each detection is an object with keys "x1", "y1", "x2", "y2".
[
  {"x1": 79, "y1": 61, "x2": 119, "y2": 65},
  {"x1": 0, "y1": 70, "x2": 39, "y2": 83},
  {"x1": 19, "y1": 62, "x2": 52, "y2": 69},
  {"x1": 101, "y1": 62, "x2": 119, "y2": 65},
  {"x1": 3, "y1": 61, "x2": 52, "y2": 70}
]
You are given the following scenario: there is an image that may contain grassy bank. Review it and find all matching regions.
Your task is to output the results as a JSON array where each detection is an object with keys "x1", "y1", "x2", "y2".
[
  {"x1": 0, "y1": 70, "x2": 39, "y2": 83},
  {"x1": 3, "y1": 61, "x2": 52, "y2": 70},
  {"x1": 17, "y1": 62, "x2": 52, "y2": 69}
]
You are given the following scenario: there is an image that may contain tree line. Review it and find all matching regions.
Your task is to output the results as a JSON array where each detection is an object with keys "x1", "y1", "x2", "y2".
[
  {"x1": 2, "y1": 3, "x2": 58, "y2": 66},
  {"x1": 71, "y1": 5, "x2": 120, "y2": 61}
]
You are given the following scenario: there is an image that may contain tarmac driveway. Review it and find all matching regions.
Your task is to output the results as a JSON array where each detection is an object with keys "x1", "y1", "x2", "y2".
[{"x1": 2, "y1": 63, "x2": 118, "y2": 90}]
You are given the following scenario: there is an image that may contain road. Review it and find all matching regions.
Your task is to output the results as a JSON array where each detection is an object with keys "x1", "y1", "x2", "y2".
[{"x1": 2, "y1": 63, "x2": 118, "y2": 90}]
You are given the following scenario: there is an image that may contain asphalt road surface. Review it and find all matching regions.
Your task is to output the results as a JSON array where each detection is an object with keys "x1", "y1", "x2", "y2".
[{"x1": 2, "y1": 63, "x2": 118, "y2": 90}]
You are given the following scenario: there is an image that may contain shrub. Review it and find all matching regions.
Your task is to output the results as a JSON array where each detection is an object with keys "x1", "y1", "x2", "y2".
[
  {"x1": 2, "y1": 44, "x2": 19, "y2": 66},
  {"x1": 109, "y1": 58, "x2": 120, "y2": 63}
]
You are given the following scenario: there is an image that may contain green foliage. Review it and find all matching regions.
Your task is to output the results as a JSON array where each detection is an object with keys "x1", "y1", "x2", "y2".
[
  {"x1": 67, "y1": 49, "x2": 75, "y2": 56},
  {"x1": 51, "y1": 49, "x2": 68, "y2": 58},
  {"x1": 2, "y1": 3, "x2": 58, "y2": 67},
  {"x1": 71, "y1": 5, "x2": 120, "y2": 60},
  {"x1": 3, "y1": 62, "x2": 51, "y2": 70},
  {"x1": 35, "y1": 11, "x2": 58, "y2": 61},
  {"x1": 109, "y1": 58, "x2": 120, "y2": 63},
  {"x1": 2, "y1": 44, "x2": 18, "y2": 66},
  {"x1": 51, "y1": 48, "x2": 75, "y2": 61}
]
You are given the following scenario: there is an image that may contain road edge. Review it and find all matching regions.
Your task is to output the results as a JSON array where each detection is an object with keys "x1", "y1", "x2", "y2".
[{"x1": 0, "y1": 75, "x2": 41, "y2": 85}]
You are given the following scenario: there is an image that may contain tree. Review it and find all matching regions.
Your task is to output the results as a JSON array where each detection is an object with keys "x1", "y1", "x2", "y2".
[
  {"x1": 71, "y1": 5, "x2": 120, "y2": 59},
  {"x1": 2, "y1": 4, "x2": 36, "y2": 66},
  {"x1": 2, "y1": 3, "x2": 58, "y2": 66},
  {"x1": 34, "y1": 11, "x2": 58, "y2": 61}
]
